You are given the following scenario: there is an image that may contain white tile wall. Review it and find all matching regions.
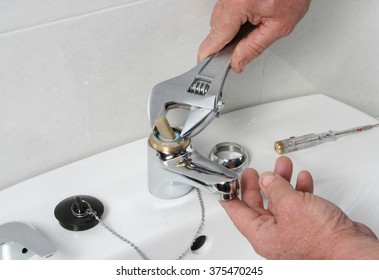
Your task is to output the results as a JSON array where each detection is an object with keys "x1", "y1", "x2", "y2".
[
  {"x1": 0, "y1": 0, "x2": 139, "y2": 34},
  {"x1": 223, "y1": 0, "x2": 379, "y2": 114},
  {"x1": 1, "y1": 0, "x2": 378, "y2": 190},
  {"x1": 0, "y1": 0, "x2": 215, "y2": 190}
]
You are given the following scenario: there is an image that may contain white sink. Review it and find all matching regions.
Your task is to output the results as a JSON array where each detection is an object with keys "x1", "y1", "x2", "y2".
[{"x1": 1, "y1": 94, "x2": 378, "y2": 259}]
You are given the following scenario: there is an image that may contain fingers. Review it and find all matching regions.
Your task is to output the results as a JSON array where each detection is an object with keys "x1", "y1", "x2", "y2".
[
  {"x1": 199, "y1": 0, "x2": 311, "y2": 72},
  {"x1": 274, "y1": 156, "x2": 313, "y2": 193},
  {"x1": 197, "y1": 1, "x2": 245, "y2": 64},
  {"x1": 220, "y1": 198, "x2": 276, "y2": 247},
  {"x1": 197, "y1": 19, "x2": 243, "y2": 64},
  {"x1": 259, "y1": 172, "x2": 296, "y2": 216},
  {"x1": 274, "y1": 156, "x2": 293, "y2": 182},
  {"x1": 221, "y1": 168, "x2": 264, "y2": 219},
  {"x1": 231, "y1": 23, "x2": 288, "y2": 72},
  {"x1": 220, "y1": 199, "x2": 260, "y2": 225},
  {"x1": 295, "y1": 170, "x2": 314, "y2": 193},
  {"x1": 220, "y1": 167, "x2": 267, "y2": 236},
  {"x1": 240, "y1": 168, "x2": 264, "y2": 208},
  {"x1": 220, "y1": 197, "x2": 262, "y2": 238},
  {"x1": 210, "y1": 0, "x2": 224, "y2": 27}
]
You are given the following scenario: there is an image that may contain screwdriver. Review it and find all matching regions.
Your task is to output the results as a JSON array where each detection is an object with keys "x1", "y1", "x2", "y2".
[{"x1": 274, "y1": 123, "x2": 379, "y2": 155}]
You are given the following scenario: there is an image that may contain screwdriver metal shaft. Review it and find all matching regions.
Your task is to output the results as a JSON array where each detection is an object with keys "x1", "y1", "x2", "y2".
[{"x1": 274, "y1": 124, "x2": 379, "y2": 155}]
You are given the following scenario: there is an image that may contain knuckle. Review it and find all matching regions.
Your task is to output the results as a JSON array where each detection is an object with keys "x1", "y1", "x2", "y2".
[
  {"x1": 209, "y1": 25, "x2": 230, "y2": 46},
  {"x1": 272, "y1": 20, "x2": 296, "y2": 37},
  {"x1": 243, "y1": 38, "x2": 266, "y2": 56}
]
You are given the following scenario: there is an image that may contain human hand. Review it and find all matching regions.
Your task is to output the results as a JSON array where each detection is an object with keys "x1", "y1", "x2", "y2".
[
  {"x1": 198, "y1": 0, "x2": 311, "y2": 72},
  {"x1": 221, "y1": 156, "x2": 379, "y2": 259}
]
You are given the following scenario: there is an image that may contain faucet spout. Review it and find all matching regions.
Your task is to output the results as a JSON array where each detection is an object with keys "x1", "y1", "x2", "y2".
[
  {"x1": 148, "y1": 128, "x2": 239, "y2": 200},
  {"x1": 0, "y1": 222, "x2": 56, "y2": 259},
  {"x1": 167, "y1": 149, "x2": 240, "y2": 200}
]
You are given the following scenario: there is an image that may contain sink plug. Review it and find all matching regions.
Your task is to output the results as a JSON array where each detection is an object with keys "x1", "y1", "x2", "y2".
[{"x1": 54, "y1": 195, "x2": 104, "y2": 231}]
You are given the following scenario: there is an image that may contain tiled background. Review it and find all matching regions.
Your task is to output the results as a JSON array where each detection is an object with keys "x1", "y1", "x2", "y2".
[{"x1": 1, "y1": 0, "x2": 378, "y2": 190}]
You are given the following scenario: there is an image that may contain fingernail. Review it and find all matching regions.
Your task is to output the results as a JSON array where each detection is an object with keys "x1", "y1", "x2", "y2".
[
  {"x1": 238, "y1": 60, "x2": 248, "y2": 72},
  {"x1": 261, "y1": 173, "x2": 276, "y2": 188}
]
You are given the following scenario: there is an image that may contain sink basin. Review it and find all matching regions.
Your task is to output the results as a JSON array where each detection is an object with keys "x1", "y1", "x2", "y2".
[{"x1": 1, "y1": 94, "x2": 378, "y2": 260}]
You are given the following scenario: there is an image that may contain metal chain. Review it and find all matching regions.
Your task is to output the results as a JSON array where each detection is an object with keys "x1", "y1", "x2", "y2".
[
  {"x1": 86, "y1": 188, "x2": 205, "y2": 260},
  {"x1": 89, "y1": 211, "x2": 149, "y2": 260},
  {"x1": 176, "y1": 188, "x2": 205, "y2": 260}
]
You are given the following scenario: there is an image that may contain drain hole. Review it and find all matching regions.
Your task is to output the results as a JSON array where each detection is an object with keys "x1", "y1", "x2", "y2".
[
  {"x1": 191, "y1": 235, "x2": 207, "y2": 252},
  {"x1": 22, "y1": 248, "x2": 28, "y2": 254}
]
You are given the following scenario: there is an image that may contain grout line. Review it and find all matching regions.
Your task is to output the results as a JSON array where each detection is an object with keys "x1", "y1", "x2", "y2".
[{"x1": 0, "y1": 0, "x2": 151, "y2": 37}]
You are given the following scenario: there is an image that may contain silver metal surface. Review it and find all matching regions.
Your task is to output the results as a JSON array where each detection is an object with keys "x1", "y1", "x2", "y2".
[
  {"x1": 0, "y1": 222, "x2": 56, "y2": 259},
  {"x1": 148, "y1": 129, "x2": 240, "y2": 201},
  {"x1": 71, "y1": 199, "x2": 92, "y2": 218},
  {"x1": 146, "y1": 25, "x2": 254, "y2": 202},
  {"x1": 148, "y1": 23, "x2": 255, "y2": 139},
  {"x1": 209, "y1": 142, "x2": 249, "y2": 172}
]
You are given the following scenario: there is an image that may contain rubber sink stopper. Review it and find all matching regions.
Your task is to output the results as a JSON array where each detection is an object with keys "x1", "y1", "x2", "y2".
[{"x1": 54, "y1": 195, "x2": 104, "y2": 231}]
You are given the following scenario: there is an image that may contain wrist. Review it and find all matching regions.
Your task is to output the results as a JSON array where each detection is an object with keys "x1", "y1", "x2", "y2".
[{"x1": 326, "y1": 231, "x2": 379, "y2": 259}]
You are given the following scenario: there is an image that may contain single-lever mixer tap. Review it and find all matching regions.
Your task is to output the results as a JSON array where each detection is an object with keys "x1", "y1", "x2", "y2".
[
  {"x1": 147, "y1": 24, "x2": 255, "y2": 201},
  {"x1": 148, "y1": 118, "x2": 239, "y2": 200}
]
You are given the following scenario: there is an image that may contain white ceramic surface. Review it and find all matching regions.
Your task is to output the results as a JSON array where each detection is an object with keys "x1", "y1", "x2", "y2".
[{"x1": 1, "y1": 95, "x2": 378, "y2": 259}]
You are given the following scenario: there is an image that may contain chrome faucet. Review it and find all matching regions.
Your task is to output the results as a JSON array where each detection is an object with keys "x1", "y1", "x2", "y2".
[
  {"x1": 147, "y1": 126, "x2": 239, "y2": 200},
  {"x1": 0, "y1": 222, "x2": 56, "y2": 259},
  {"x1": 147, "y1": 24, "x2": 255, "y2": 201}
]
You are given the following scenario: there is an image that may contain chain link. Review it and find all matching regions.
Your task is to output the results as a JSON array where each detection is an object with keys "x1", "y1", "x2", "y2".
[
  {"x1": 87, "y1": 188, "x2": 205, "y2": 260},
  {"x1": 176, "y1": 188, "x2": 205, "y2": 260}
]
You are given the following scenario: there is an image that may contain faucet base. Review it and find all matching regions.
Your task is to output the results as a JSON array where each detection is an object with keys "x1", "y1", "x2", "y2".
[{"x1": 148, "y1": 181, "x2": 193, "y2": 200}]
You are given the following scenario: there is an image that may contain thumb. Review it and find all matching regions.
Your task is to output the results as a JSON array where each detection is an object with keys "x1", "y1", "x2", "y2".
[
  {"x1": 259, "y1": 172, "x2": 296, "y2": 215},
  {"x1": 197, "y1": 22, "x2": 241, "y2": 64}
]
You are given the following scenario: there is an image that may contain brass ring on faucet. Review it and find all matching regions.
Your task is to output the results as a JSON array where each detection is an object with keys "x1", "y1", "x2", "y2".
[{"x1": 148, "y1": 128, "x2": 190, "y2": 153}]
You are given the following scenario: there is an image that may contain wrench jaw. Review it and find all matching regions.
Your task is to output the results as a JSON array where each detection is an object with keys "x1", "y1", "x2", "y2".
[
  {"x1": 148, "y1": 87, "x2": 222, "y2": 140},
  {"x1": 147, "y1": 46, "x2": 226, "y2": 138},
  {"x1": 147, "y1": 66, "x2": 222, "y2": 139},
  {"x1": 180, "y1": 108, "x2": 216, "y2": 139},
  {"x1": 147, "y1": 61, "x2": 206, "y2": 130}
]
